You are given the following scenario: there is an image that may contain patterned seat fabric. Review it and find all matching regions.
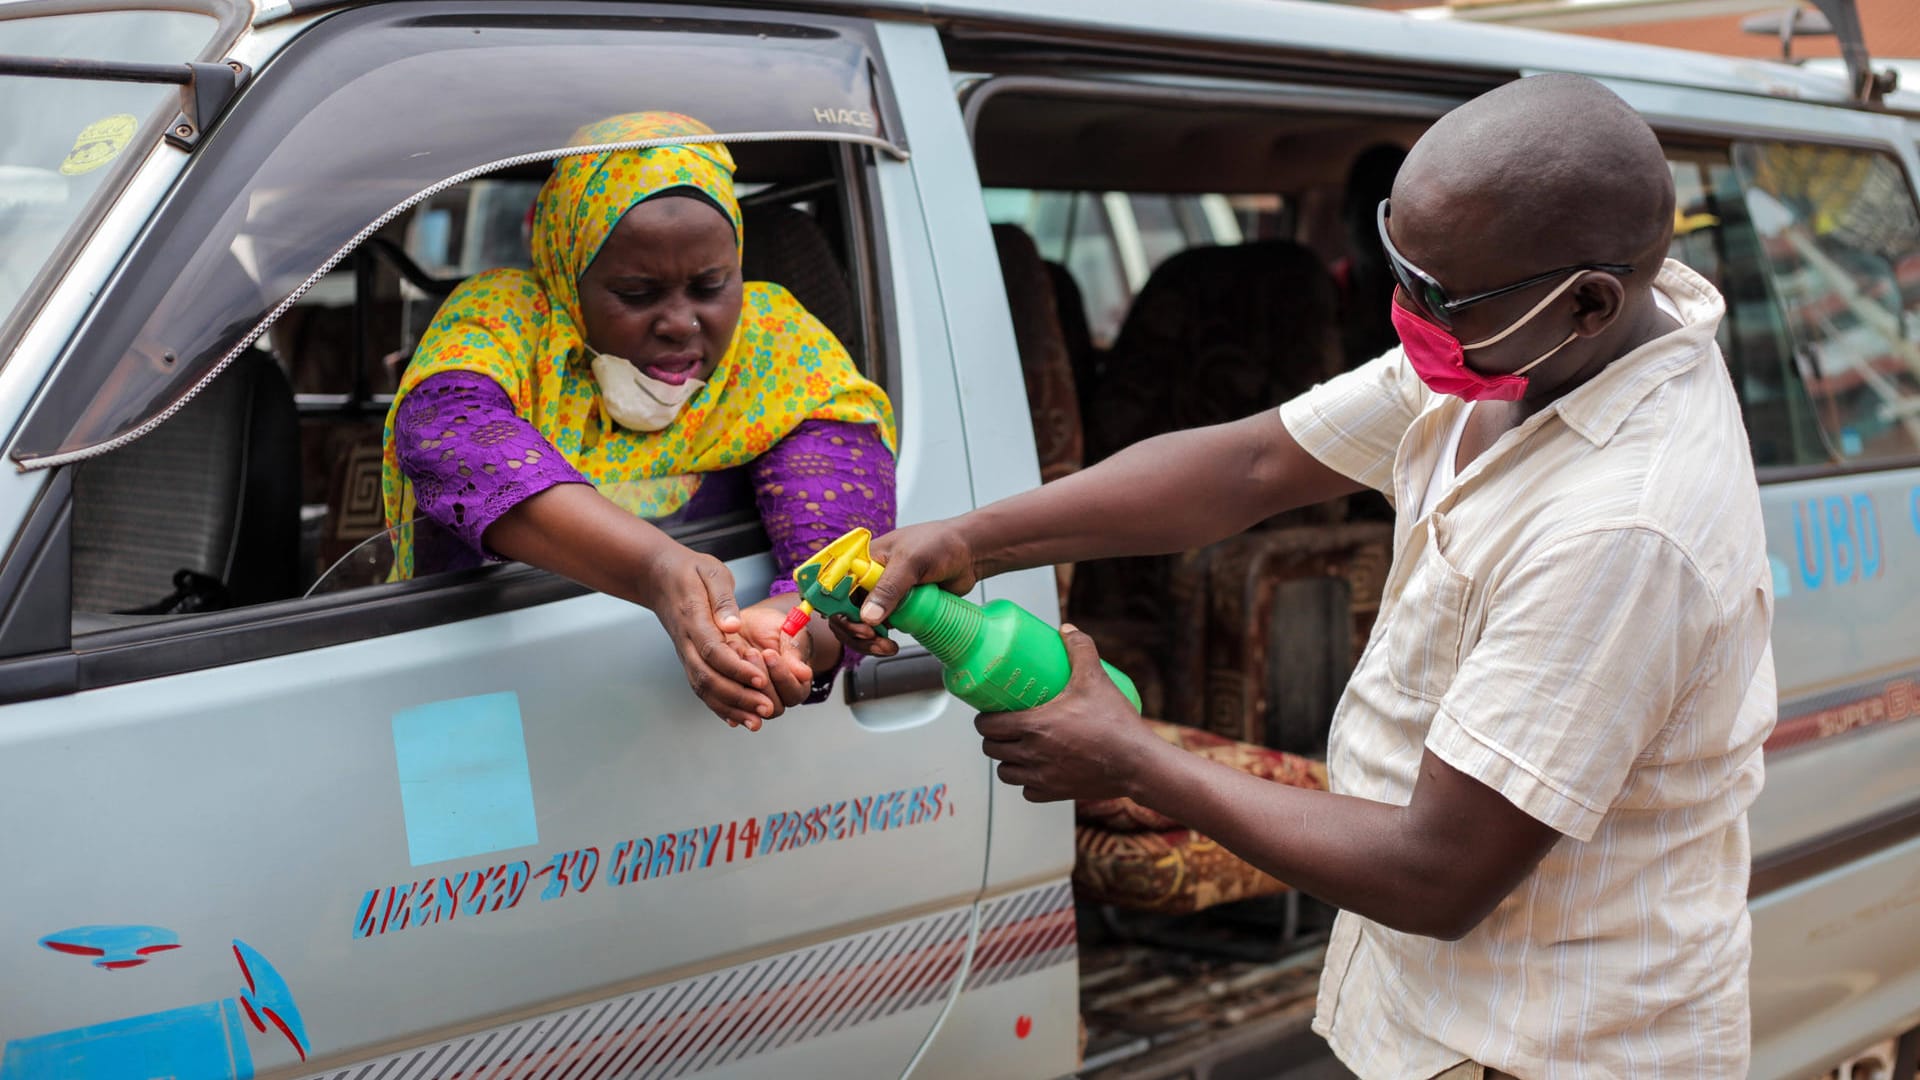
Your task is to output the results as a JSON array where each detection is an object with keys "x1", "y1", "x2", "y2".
[
  {"x1": 1195, "y1": 524, "x2": 1394, "y2": 751},
  {"x1": 1074, "y1": 720, "x2": 1328, "y2": 913},
  {"x1": 1069, "y1": 240, "x2": 1346, "y2": 728},
  {"x1": 991, "y1": 225, "x2": 1085, "y2": 614},
  {"x1": 991, "y1": 232, "x2": 1375, "y2": 915}
]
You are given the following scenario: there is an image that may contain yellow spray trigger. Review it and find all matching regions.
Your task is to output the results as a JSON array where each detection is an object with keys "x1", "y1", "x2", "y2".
[
  {"x1": 806, "y1": 528, "x2": 886, "y2": 594},
  {"x1": 782, "y1": 528, "x2": 889, "y2": 638}
]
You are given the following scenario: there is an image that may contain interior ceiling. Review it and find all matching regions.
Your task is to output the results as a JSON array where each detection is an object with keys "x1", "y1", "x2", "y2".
[{"x1": 972, "y1": 94, "x2": 1429, "y2": 194}]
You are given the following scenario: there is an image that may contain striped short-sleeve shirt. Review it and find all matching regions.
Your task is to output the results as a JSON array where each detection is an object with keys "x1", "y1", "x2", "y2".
[{"x1": 1280, "y1": 261, "x2": 1776, "y2": 1079}]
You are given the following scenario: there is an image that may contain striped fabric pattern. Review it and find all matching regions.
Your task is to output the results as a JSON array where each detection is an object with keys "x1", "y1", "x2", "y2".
[
  {"x1": 298, "y1": 882, "x2": 1074, "y2": 1080},
  {"x1": 1279, "y1": 262, "x2": 1775, "y2": 1079}
]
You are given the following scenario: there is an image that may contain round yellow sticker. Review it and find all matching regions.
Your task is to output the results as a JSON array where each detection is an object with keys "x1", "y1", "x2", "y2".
[{"x1": 60, "y1": 114, "x2": 139, "y2": 176}]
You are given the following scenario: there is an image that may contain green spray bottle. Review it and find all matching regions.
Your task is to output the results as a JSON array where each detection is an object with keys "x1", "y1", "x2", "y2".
[{"x1": 780, "y1": 528, "x2": 1142, "y2": 713}]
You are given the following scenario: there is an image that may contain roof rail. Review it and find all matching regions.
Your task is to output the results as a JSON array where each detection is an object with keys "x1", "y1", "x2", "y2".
[{"x1": 1806, "y1": 0, "x2": 1897, "y2": 105}]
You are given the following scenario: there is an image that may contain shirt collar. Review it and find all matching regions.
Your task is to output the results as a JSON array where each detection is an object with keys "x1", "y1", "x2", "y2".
[{"x1": 1549, "y1": 258, "x2": 1726, "y2": 447}]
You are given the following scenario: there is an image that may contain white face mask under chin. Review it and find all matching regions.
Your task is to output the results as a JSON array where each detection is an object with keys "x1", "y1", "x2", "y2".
[{"x1": 590, "y1": 351, "x2": 706, "y2": 432}]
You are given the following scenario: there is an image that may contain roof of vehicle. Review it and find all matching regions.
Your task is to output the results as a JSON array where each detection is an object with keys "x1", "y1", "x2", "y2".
[
  {"x1": 855, "y1": 0, "x2": 1917, "y2": 113},
  {"x1": 3, "y1": 0, "x2": 1914, "y2": 115}
]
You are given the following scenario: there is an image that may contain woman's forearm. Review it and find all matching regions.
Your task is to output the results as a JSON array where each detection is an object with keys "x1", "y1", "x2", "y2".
[
  {"x1": 962, "y1": 410, "x2": 1361, "y2": 579},
  {"x1": 483, "y1": 482, "x2": 679, "y2": 607}
]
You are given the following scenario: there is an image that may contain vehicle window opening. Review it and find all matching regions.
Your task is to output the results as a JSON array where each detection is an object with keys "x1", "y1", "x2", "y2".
[
  {"x1": 67, "y1": 145, "x2": 880, "y2": 634},
  {"x1": 977, "y1": 93, "x2": 1426, "y2": 1032},
  {"x1": 973, "y1": 80, "x2": 1920, "y2": 1073}
]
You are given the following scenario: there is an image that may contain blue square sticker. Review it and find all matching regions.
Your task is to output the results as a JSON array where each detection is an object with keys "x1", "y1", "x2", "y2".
[{"x1": 391, "y1": 692, "x2": 539, "y2": 866}]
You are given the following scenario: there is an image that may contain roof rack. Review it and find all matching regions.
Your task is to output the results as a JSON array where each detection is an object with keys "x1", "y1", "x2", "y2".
[{"x1": 1805, "y1": 0, "x2": 1898, "y2": 105}]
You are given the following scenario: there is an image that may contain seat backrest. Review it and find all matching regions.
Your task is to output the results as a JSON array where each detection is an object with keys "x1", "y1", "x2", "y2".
[
  {"x1": 1083, "y1": 240, "x2": 1342, "y2": 463},
  {"x1": 992, "y1": 224, "x2": 1085, "y2": 612},
  {"x1": 992, "y1": 226, "x2": 1085, "y2": 484},
  {"x1": 1044, "y1": 258, "x2": 1097, "y2": 394},
  {"x1": 740, "y1": 203, "x2": 858, "y2": 358},
  {"x1": 73, "y1": 350, "x2": 302, "y2": 613}
]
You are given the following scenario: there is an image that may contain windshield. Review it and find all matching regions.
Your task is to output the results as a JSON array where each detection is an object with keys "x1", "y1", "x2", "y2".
[{"x1": 0, "y1": 9, "x2": 217, "y2": 333}]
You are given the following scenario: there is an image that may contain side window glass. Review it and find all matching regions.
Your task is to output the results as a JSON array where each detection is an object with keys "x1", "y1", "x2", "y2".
[
  {"x1": 1664, "y1": 150, "x2": 1826, "y2": 467},
  {"x1": 1732, "y1": 141, "x2": 1920, "y2": 465}
]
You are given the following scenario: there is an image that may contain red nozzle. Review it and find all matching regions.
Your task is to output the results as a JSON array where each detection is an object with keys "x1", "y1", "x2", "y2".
[{"x1": 780, "y1": 605, "x2": 812, "y2": 638}]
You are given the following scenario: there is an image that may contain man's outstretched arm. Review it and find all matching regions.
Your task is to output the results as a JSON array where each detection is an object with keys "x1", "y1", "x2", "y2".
[{"x1": 854, "y1": 411, "x2": 1361, "y2": 625}]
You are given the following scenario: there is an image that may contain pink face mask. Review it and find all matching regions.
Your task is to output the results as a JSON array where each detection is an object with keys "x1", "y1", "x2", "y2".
[{"x1": 1391, "y1": 273, "x2": 1584, "y2": 402}]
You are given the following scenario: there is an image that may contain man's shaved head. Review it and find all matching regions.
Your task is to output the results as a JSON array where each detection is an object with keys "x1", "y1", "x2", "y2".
[{"x1": 1394, "y1": 74, "x2": 1675, "y2": 282}]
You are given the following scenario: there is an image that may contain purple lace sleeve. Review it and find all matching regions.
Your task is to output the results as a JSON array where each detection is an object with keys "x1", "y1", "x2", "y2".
[
  {"x1": 750, "y1": 419, "x2": 898, "y2": 700},
  {"x1": 393, "y1": 371, "x2": 590, "y2": 557},
  {"x1": 753, "y1": 419, "x2": 898, "y2": 587}
]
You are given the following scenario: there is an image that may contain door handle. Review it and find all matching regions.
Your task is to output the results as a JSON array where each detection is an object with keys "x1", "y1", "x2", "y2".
[{"x1": 845, "y1": 646, "x2": 947, "y2": 702}]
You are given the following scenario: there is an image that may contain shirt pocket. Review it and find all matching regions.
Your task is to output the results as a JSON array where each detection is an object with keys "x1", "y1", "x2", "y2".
[{"x1": 1385, "y1": 513, "x2": 1473, "y2": 704}]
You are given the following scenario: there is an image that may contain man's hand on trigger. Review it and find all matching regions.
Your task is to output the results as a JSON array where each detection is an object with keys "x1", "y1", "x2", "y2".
[
  {"x1": 860, "y1": 522, "x2": 979, "y2": 624},
  {"x1": 829, "y1": 521, "x2": 979, "y2": 658},
  {"x1": 974, "y1": 625, "x2": 1165, "y2": 803}
]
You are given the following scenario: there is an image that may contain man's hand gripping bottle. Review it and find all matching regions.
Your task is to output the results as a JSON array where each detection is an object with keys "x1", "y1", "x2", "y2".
[{"x1": 780, "y1": 528, "x2": 1142, "y2": 713}]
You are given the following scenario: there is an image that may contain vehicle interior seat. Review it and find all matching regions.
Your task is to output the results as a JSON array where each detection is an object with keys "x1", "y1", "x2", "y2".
[
  {"x1": 1067, "y1": 241, "x2": 1345, "y2": 717},
  {"x1": 741, "y1": 202, "x2": 859, "y2": 358},
  {"x1": 313, "y1": 419, "x2": 389, "y2": 582},
  {"x1": 991, "y1": 223, "x2": 1327, "y2": 916},
  {"x1": 992, "y1": 224, "x2": 1171, "y2": 717},
  {"x1": 1193, "y1": 522, "x2": 1393, "y2": 754},
  {"x1": 993, "y1": 226, "x2": 1086, "y2": 612},
  {"x1": 1076, "y1": 718, "x2": 1329, "y2": 913},
  {"x1": 1080, "y1": 239, "x2": 1343, "y2": 466},
  {"x1": 72, "y1": 348, "x2": 302, "y2": 616},
  {"x1": 1043, "y1": 258, "x2": 1100, "y2": 420},
  {"x1": 305, "y1": 242, "x2": 458, "y2": 583},
  {"x1": 1066, "y1": 239, "x2": 1395, "y2": 751}
]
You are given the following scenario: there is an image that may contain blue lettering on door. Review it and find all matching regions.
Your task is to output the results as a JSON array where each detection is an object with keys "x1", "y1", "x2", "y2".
[{"x1": 1791, "y1": 493, "x2": 1888, "y2": 592}]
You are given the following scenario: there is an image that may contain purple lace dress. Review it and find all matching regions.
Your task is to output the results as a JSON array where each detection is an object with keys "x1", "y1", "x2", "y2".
[{"x1": 394, "y1": 370, "x2": 897, "y2": 700}]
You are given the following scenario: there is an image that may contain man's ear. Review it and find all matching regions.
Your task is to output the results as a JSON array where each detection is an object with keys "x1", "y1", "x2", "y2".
[{"x1": 1571, "y1": 273, "x2": 1626, "y2": 338}]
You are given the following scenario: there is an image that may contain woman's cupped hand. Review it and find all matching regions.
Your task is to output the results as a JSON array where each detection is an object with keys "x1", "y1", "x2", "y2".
[{"x1": 642, "y1": 545, "x2": 815, "y2": 730}]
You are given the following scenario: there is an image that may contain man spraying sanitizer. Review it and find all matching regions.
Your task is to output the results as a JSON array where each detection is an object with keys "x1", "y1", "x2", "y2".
[{"x1": 781, "y1": 528, "x2": 1141, "y2": 713}]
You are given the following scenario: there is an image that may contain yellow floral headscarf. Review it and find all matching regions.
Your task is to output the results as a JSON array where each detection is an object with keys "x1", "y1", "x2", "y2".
[{"x1": 380, "y1": 112, "x2": 896, "y2": 577}]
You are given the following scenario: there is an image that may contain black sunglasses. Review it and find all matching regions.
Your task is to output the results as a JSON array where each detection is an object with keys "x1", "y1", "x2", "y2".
[{"x1": 1377, "y1": 199, "x2": 1634, "y2": 330}]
